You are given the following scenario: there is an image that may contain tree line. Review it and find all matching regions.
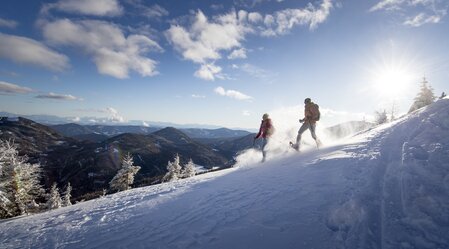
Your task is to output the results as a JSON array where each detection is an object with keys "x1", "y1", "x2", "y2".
[{"x1": 0, "y1": 138, "x2": 198, "y2": 219}]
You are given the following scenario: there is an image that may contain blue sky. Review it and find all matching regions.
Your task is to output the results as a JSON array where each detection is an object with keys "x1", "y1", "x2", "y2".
[{"x1": 0, "y1": 0, "x2": 448, "y2": 129}]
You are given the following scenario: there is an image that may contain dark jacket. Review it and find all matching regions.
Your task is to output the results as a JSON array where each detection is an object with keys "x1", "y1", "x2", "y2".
[{"x1": 255, "y1": 118, "x2": 274, "y2": 139}]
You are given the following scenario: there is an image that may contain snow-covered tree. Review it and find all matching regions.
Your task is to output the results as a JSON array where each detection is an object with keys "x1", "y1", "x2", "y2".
[
  {"x1": 47, "y1": 183, "x2": 62, "y2": 210},
  {"x1": 408, "y1": 77, "x2": 436, "y2": 113},
  {"x1": 162, "y1": 154, "x2": 182, "y2": 182},
  {"x1": 63, "y1": 182, "x2": 72, "y2": 207},
  {"x1": 14, "y1": 160, "x2": 43, "y2": 214},
  {"x1": 374, "y1": 110, "x2": 388, "y2": 125},
  {"x1": 0, "y1": 140, "x2": 44, "y2": 218},
  {"x1": 182, "y1": 159, "x2": 196, "y2": 178},
  {"x1": 109, "y1": 153, "x2": 141, "y2": 192}
]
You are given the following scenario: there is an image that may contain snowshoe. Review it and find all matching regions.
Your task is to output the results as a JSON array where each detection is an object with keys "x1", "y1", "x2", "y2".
[{"x1": 289, "y1": 141, "x2": 300, "y2": 151}]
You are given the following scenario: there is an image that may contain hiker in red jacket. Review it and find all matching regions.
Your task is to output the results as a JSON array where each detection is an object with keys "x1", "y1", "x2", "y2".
[
  {"x1": 254, "y1": 113, "x2": 274, "y2": 162},
  {"x1": 290, "y1": 98, "x2": 322, "y2": 151}
]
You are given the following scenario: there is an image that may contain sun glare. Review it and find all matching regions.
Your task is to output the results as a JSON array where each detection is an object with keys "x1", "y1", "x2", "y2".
[
  {"x1": 366, "y1": 42, "x2": 419, "y2": 99},
  {"x1": 367, "y1": 54, "x2": 418, "y2": 99},
  {"x1": 374, "y1": 67, "x2": 413, "y2": 96}
]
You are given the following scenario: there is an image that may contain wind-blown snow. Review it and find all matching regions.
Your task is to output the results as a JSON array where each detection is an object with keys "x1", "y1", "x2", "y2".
[{"x1": 1, "y1": 99, "x2": 448, "y2": 249}]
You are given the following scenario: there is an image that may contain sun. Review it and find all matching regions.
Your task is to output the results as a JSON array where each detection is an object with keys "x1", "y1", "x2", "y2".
[
  {"x1": 374, "y1": 67, "x2": 412, "y2": 95},
  {"x1": 369, "y1": 60, "x2": 416, "y2": 98}
]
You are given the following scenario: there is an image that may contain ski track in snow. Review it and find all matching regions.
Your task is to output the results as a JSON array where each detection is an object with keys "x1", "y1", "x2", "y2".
[{"x1": 1, "y1": 99, "x2": 448, "y2": 249}]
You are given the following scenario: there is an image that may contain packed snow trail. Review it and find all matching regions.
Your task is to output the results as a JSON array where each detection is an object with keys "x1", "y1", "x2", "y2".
[{"x1": 1, "y1": 99, "x2": 448, "y2": 249}]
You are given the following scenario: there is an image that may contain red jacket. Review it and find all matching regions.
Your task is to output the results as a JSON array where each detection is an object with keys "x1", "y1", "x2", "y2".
[{"x1": 255, "y1": 118, "x2": 274, "y2": 139}]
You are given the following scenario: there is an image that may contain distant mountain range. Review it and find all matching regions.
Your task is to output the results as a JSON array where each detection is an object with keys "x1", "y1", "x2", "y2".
[
  {"x1": 0, "y1": 111, "x2": 248, "y2": 130},
  {"x1": 51, "y1": 123, "x2": 251, "y2": 142}
]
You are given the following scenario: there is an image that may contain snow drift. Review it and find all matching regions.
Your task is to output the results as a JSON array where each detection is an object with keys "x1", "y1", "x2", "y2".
[{"x1": 1, "y1": 99, "x2": 448, "y2": 249}]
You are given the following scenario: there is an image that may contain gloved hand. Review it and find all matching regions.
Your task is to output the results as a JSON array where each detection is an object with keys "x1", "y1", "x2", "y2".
[{"x1": 299, "y1": 119, "x2": 304, "y2": 123}]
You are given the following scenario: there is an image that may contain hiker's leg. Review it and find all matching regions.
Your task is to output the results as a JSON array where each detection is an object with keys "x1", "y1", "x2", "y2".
[
  {"x1": 309, "y1": 123, "x2": 322, "y2": 148},
  {"x1": 262, "y1": 138, "x2": 268, "y2": 161},
  {"x1": 296, "y1": 122, "x2": 309, "y2": 147},
  {"x1": 309, "y1": 123, "x2": 317, "y2": 140}
]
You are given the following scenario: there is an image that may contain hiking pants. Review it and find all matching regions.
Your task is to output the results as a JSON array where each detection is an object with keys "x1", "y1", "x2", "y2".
[
  {"x1": 261, "y1": 137, "x2": 268, "y2": 159},
  {"x1": 296, "y1": 121, "x2": 318, "y2": 145}
]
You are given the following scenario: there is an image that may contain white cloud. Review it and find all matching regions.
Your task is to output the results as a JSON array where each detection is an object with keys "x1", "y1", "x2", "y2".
[
  {"x1": 214, "y1": 86, "x2": 253, "y2": 101},
  {"x1": 194, "y1": 63, "x2": 223, "y2": 81},
  {"x1": 165, "y1": 2, "x2": 333, "y2": 79},
  {"x1": 228, "y1": 48, "x2": 247, "y2": 59},
  {"x1": 242, "y1": 110, "x2": 251, "y2": 116},
  {"x1": 35, "y1": 92, "x2": 83, "y2": 101},
  {"x1": 0, "y1": 33, "x2": 69, "y2": 71},
  {"x1": 41, "y1": 19, "x2": 161, "y2": 79},
  {"x1": 46, "y1": 0, "x2": 123, "y2": 16},
  {"x1": 72, "y1": 117, "x2": 81, "y2": 122},
  {"x1": 370, "y1": 0, "x2": 448, "y2": 26},
  {"x1": 0, "y1": 81, "x2": 33, "y2": 94},
  {"x1": 165, "y1": 10, "x2": 251, "y2": 64},
  {"x1": 370, "y1": 0, "x2": 405, "y2": 12},
  {"x1": 106, "y1": 107, "x2": 125, "y2": 122},
  {"x1": 191, "y1": 94, "x2": 206, "y2": 98},
  {"x1": 0, "y1": 18, "x2": 18, "y2": 29},
  {"x1": 142, "y1": 121, "x2": 149, "y2": 127},
  {"x1": 248, "y1": 12, "x2": 264, "y2": 23},
  {"x1": 403, "y1": 12, "x2": 442, "y2": 26},
  {"x1": 266, "y1": 0, "x2": 333, "y2": 34}
]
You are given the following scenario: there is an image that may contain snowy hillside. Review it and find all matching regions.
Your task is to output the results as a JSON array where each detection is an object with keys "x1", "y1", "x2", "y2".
[{"x1": 1, "y1": 99, "x2": 448, "y2": 249}]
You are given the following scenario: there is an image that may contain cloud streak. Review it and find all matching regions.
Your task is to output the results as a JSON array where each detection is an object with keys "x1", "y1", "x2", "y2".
[
  {"x1": 0, "y1": 18, "x2": 18, "y2": 29},
  {"x1": 191, "y1": 94, "x2": 206, "y2": 98},
  {"x1": 126, "y1": 1, "x2": 169, "y2": 19},
  {"x1": 43, "y1": 0, "x2": 123, "y2": 17},
  {"x1": 0, "y1": 81, "x2": 33, "y2": 95},
  {"x1": 35, "y1": 92, "x2": 83, "y2": 101},
  {"x1": 370, "y1": 0, "x2": 448, "y2": 27},
  {"x1": 0, "y1": 33, "x2": 69, "y2": 71},
  {"x1": 214, "y1": 86, "x2": 253, "y2": 100}
]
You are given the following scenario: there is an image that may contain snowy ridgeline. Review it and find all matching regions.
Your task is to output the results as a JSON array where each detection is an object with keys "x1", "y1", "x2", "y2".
[{"x1": 1, "y1": 99, "x2": 449, "y2": 249}]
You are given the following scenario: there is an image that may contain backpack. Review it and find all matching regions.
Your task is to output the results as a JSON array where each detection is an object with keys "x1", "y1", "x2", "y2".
[{"x1": 310, "y1": 103, "x2": 320, "y2": 121}]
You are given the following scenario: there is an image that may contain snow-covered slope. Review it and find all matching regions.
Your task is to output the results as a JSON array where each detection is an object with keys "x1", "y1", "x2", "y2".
[{"x1": 1, "y1": 99, "x2": 448, "y2": 249}]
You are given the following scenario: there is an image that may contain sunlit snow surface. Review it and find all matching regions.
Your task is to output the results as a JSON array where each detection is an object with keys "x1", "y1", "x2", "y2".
[{"x1": 1, "y1": 99, "x2": 448, "y2": 249}]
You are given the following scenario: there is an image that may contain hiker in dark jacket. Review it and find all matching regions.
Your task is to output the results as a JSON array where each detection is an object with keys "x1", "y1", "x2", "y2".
[
  {"x1": 254, "y1": 113, "x2": 274, "y2": 162},
  {"x1": 291, "y1": 98, "x2": 321, "y2": 151}
]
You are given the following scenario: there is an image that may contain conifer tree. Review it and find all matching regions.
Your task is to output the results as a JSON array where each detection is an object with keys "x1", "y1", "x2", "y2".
[
  {"x1": 109, "y1": 154, "x2": 141, "y2": 192},
  {"x1": 182, "y1": 159, "x2": 196, "y2": 178},
  {"x1": 63, "y1": 182, "x2": 72, "y2": 207},
  {"x1": 162, "y1": 154, "x2": 182, "y2": 182},
  {"x1": 0, "y1": 140, "x2": 44, "y2": 218},
  {"x1": 408, "y1": 77, "x2": 436, "y2": 113},
  {"x1": 47, "y1": 183, "x2": 62, "y2": 210}
]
